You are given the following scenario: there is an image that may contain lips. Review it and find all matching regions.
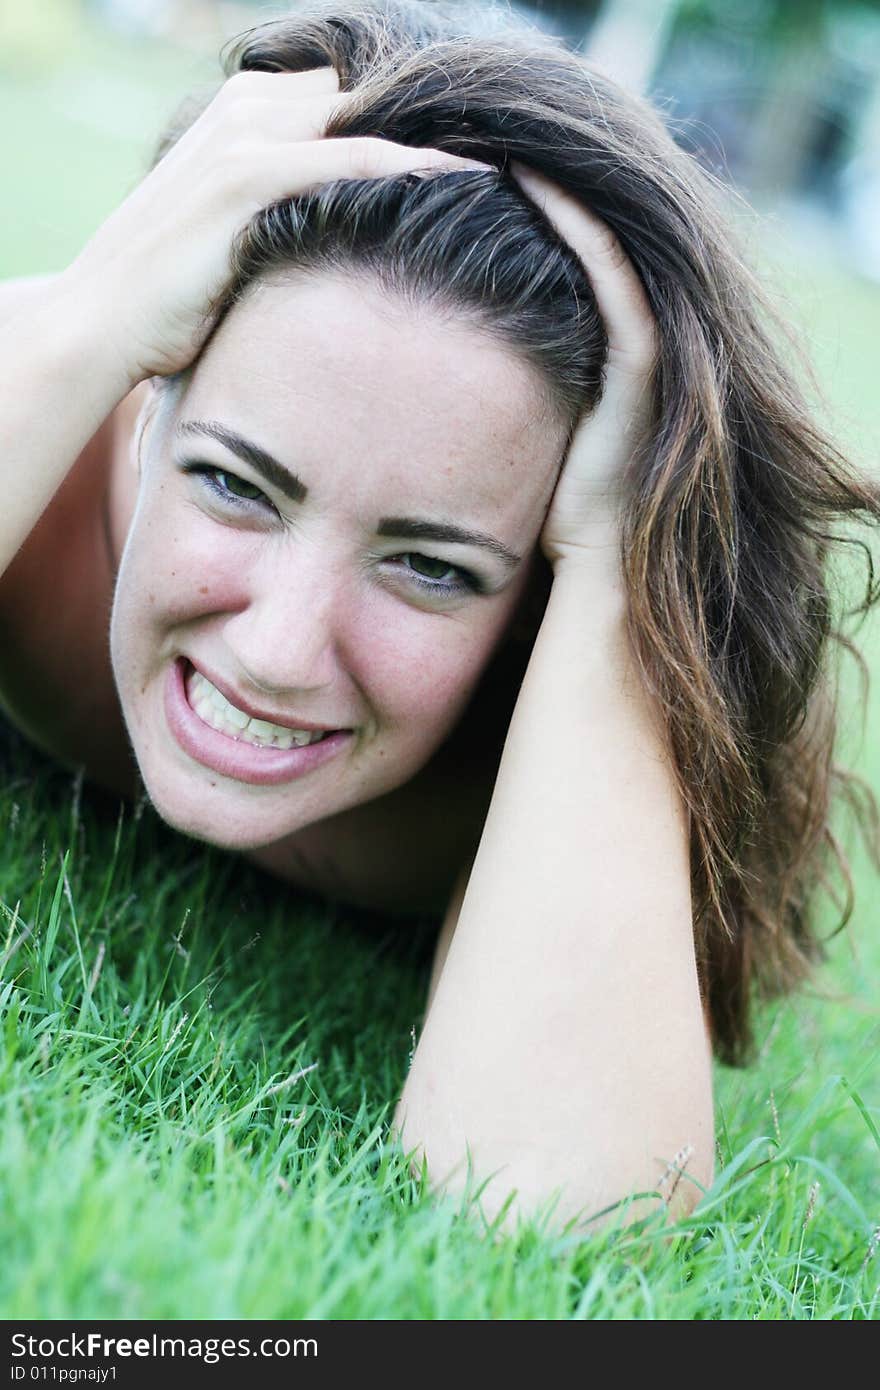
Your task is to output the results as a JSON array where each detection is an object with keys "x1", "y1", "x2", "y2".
[{"x1": 163, "y1": 658, "x2": 353, "y2": 786}]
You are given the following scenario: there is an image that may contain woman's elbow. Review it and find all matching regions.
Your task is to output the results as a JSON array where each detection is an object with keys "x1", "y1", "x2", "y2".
[{"x1": 392, "y1": 1086, "x2": 715, "y2": 1237}]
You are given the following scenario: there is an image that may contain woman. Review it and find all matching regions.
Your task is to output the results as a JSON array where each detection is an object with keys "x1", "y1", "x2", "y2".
[{"x1": 2, "y1": 0, "x2": 877, "y2": 1231}]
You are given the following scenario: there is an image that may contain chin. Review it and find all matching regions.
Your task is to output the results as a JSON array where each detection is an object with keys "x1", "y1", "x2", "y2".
[{"x1": 137, "y1": 770, "x2": 299, "y2": 853}]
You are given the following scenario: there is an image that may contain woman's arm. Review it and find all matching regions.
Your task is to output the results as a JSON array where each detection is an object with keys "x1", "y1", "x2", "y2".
[
  {"x1": 397, "y1": 551, "x2": 712, "y2": 1229},
  {"x1": 0, "y1": 274, "x2": 57, "y2": 315},
  {"x1": 0, "y1": 277, "x2": 142, "y2": 580},
  {"x1": 395, "y1": 177, "x2": 714, "y2": 1232},
  {"x1": 424, "y1": 857, "x2": 473, "y2": 1014}
]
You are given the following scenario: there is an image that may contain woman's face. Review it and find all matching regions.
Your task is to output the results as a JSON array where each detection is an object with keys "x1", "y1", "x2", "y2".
[{"x1": 110, "y1": 271, "x2": 568, "y2": 850}]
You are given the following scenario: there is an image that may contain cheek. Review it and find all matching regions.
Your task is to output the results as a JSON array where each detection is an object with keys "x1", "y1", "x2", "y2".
[
  {"x1": 114, "y1": 501, "x2": 254, "y2": 638},
  {"x1": 348, "y1": 600, "x2": 511, "y2": 737}
]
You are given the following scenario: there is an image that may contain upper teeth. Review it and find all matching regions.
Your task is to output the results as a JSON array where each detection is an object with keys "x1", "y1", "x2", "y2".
[{"x1": 186, "y1": 669, "x2": 327, "y2": 749}]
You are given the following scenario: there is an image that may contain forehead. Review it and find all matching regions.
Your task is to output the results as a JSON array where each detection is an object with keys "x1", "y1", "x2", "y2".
[{"x1": 182, "y1": 272, "x2": 567, "y2": 540}]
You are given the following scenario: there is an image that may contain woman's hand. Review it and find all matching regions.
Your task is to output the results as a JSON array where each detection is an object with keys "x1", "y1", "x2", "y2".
[
  {"x1": 509, "y1": 163, "x2": 659, "y2": 572},
  {"x1": 60, "y1": 68, "x2": 489, "y2": 387}
]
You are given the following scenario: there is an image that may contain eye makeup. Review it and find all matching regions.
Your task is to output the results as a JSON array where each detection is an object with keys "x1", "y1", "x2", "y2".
[{"x1": 177, "y1": 461, "x2": 488, "y2": 599}]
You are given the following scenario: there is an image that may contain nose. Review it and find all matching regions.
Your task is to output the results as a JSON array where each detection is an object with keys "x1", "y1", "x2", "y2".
[{"x1": 221, "y1": 542, "x2": 353, "y2": 700}]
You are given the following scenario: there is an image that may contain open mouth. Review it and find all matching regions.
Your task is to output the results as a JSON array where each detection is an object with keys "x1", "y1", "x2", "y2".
[
  {"x1": 163, "y1": 659, "x2": 352, "y2": 787},
  {"x1": 184, "y1": 663, "x2": 332, "y2": 749}
]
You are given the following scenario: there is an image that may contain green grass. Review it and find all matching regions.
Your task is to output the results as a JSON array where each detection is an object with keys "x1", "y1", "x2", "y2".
[
  {"x1": 2, "y1": 734, "x2": 878, "y2": 1320},
  {"x1": 1, "y1": 14, "x2": 879, "y2": 1320}
]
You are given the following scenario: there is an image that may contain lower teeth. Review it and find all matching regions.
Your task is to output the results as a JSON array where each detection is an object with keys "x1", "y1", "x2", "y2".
[{"x1": 234, "y1": 729, "x2": 327, "y2": 749}]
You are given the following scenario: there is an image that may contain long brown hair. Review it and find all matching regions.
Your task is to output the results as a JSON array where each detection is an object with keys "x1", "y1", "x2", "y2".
[{"x1": 154, "y1": 0, "x2": 880, "y2": 1064}]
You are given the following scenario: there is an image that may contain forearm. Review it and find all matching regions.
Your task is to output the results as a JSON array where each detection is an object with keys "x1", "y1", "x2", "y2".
[
  {"x1": 0, "y1": 275, "x2": 137, "y2": 577},
  {"x1": 396, "y1": 545, "x2": 713, "y2": 1228}
]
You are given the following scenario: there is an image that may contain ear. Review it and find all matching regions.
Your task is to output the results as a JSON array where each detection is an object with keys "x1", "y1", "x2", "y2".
[{"x1": 130, "y1": 378, "x2": 164, "y2": 477}]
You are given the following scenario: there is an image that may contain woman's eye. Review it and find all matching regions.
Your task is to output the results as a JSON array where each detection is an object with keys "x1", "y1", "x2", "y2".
[
  {"x1": 181, "y1": 462, "x2": 272, "y2": 509},
  {"x1": 404, "y1": 553, "x2": 457, "y2": 582},
  {"x1": 395, "y1": 553, "x2": 480, "y2": 596},
  {"x1": 213, "y1": 470, "x2": 266, "y2": 503}
]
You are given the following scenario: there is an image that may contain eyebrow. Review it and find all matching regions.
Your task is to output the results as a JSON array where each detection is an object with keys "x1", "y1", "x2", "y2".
[
  {"x1": 177, "y1": 419, "x2": 307, "y2": 503},
  {"x1": 175, "y1": 418, "x2": 524, "y2": 571}
]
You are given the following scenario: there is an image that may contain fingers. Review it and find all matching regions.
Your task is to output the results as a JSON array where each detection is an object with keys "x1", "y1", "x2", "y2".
[
  {"x1": 278, "y1": 66, "x2": 341, "y2": 95},
  {"x1": 214, "y1": 68, "x2": 493, "y2": 198},
  {"x1": 509, "y1": 160, "x2": 658, "y2": 369},
  {"x1": 222, "y1": 66, "x2": 341, "y2": 98},
  {"x1": 251, "y1": 136, "x2": 492, "y2": 198},
  {"x1": 211, "y1": 69, "x2": 349, "y2": 143}
]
